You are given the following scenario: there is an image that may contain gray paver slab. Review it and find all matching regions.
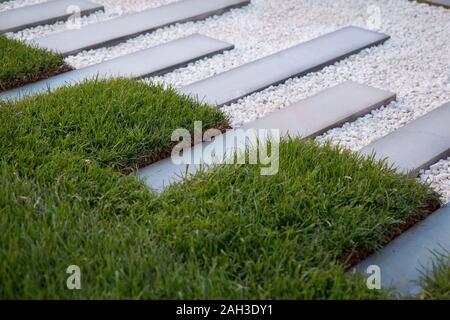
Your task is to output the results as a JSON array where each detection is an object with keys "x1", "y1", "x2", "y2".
[
  {"x1": 0, "y1": 0, "x2": 104, "y2": 33},
  {"x1": 355, "y1": 204, "x2": 450, "y2": 296},
  {"x1": 0, "y1": 34, "x2": 233, "y2": 100},
  {"x1": 139, "y1": 81, "x2": 396, "y2": 193},
  {"x1": 242, "y1": 81, "x2": 396, "y2": 138},
  {"x1": 31, "y1": 0, "x2": 250, "y2": 56},
  {"x1": 360, "y1": 102, "x2": 450, "y2": 176},
  {"x1": 179, "y1": 26, "x2": 390, "y2": 107}
]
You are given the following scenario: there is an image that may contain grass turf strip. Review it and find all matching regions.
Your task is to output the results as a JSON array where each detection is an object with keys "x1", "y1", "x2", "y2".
[
  {"x1": 0, "y1": 78, "x2": 441, "y2": 298},
  {"x1": 0, "y1": 34, "x2": 72, "y2": 92},
  {"x1": 420, "y1": 256, "x2": 450, "y2": 299}
]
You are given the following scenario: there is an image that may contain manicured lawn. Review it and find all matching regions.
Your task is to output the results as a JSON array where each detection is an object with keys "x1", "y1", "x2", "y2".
[
  {"x1": 153, "y1": 140, "x2": 440, "y2": 299},
  {"x1": 0, "y1": 78, "x2": 441, "y2": 298},
  {"x1": 0, "y1": 78, "x2": 229, "y2": 171},
  {"x1": 0, "y1": 34, "x2": 72, "y2": 92}
]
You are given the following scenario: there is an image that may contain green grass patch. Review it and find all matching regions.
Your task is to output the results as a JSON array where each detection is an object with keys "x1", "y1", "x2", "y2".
[
  {"x1": 0, "y1": 34, "x2": 72, "y2": 92},
  {"x1": 0, "y1": 79, "x2": 441, "y2": 298},
  {"x1": 420, "y1": 255, "x2": 450, "y2": 299},
  {"x1": 0, "y1": 78, "x2": 229, "y2": 171}
]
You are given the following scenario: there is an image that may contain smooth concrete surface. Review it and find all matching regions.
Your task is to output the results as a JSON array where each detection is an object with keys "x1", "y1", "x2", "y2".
[
  {"x1": 0, "y1": 0, "x2": 104, "y2": 33},
  {"x1": 360, "y1": 102, "x2": 450, "y2": 176},
  {"x1": 139, "y1": 82, "x2": 396, "y2": 193},
  {"x1": 242, "y1": 81, "x2": 396, "y2": 138},
  {"x1": 0, "y1": 34, "x2": 233, "y2": 100},
  {"x1": 31, "y1": 0, "x2": 250, "y2": 56},
  {"x1": 179, "y1": 26, "x2": 390, "y2": 107},
  {"x1": 355, "y1": 204, "x2": 450, "y2": 296}
]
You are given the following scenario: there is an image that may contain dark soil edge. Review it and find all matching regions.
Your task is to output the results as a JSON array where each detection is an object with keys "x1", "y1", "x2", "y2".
[
  {"x1": 0, "y1": 62, "x2": 74, "y2": 92},
  {"x1": 415, "y1": 0, "x2": 450, "y2": 9},
  {"x1": 343, "y1": 198, "x2": 442, "y2": 270},
  {"x1": 123, "y1": 123, "x2": 233, "y2": 175}
]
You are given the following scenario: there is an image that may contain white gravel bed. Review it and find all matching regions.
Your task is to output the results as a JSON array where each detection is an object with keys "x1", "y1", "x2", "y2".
[
  {"x1": 0, "y1": 0, "x2": 46, "y2": 12},
  {"x1": 419, "y1": 158, "x2": 450, "y2": 202},
  {"x1": 4, "y1": 0, "x2": 450, "y2": 201},
  {"x1": 4, "y1": 0, "x2": 177, "y2": 41}
]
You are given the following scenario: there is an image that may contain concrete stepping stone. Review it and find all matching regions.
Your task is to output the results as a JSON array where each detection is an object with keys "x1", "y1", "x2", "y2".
[
  {"x1": 360, "y1": 102, "x2": 450, "y2": 176},
  {"x1": 355, "y1": 203, "x2": 450, "y2": 296},
  {"x1": 241, "y1": 81, "x2": 396, "y2": 138},
  {"x1": 30, "y1": 0, "x2": 250, "y2": 56},
  {"x1": 0, "y1": 0, "x2": 104, "y2": 33},
  {"x1": 139, "y1": 81, "x2": 396, "y2": 193},
  {"x1": 0, "y1": 34, "x2": 233, "y2": 100},
  {"x1": 179, "y1": 26, "x2": 390, "y2": 107},
  {"x1": 416, "y1": 0, "x2": 450, "y2": 8}
]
